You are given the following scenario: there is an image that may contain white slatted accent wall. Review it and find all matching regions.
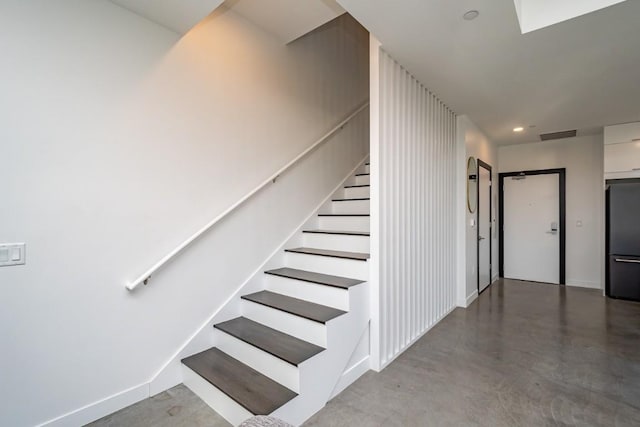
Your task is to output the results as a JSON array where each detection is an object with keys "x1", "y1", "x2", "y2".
[{"x1": 370, "y1": 44, "x2": 457, "y2": 370}]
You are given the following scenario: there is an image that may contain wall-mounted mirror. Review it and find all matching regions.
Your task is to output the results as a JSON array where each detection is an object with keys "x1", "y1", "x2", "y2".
[{"x1": 467, "y1": 157, "x2": 478, "y2": 213}]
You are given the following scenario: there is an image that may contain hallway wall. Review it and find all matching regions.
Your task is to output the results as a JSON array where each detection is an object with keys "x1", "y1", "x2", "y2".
[
  {"x1": 0, "y1": 2, "x2": 369, "y2": 426},
  {"x1": 498, "y1": 134, "x2": 605, "y2": 289},
  {"x1": 457, "y1": 116, "x2": 499, "y2": 306}
]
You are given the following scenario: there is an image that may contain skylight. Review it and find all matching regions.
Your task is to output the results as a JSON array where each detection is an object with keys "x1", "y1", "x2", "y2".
[{"x1": 514, "y1": 0, "x2": 628, "y2": 33}]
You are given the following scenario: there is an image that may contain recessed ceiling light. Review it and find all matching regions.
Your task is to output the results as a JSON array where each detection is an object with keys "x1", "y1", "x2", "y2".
[
  {"x1": 513, "y1": 127, "x2": 524, "y2": 132},
  {"x1": 463, "y1": 10, "x2": 480, "y2": 21}
]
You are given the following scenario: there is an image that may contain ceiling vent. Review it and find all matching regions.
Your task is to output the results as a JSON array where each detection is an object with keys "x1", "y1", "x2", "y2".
[{"x1": 539, "y1": 130, "x2": 577, "y2": 141}]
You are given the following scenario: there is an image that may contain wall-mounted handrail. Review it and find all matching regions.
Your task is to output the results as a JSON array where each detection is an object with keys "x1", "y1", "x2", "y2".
[{"x1": 126, "y1": 101, "x2": 369, "y2": 291}]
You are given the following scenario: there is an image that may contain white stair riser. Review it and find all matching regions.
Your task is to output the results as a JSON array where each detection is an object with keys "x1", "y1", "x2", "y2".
[
  {"x1": 270, "y1": 283, "x2": 370, "y2": 425},
  {"x1": 242, "y1": 299, "x2": 327, "y2": 347},
  {"x1": 318, "y1": 216, "x2": 369, "y2": 232},
  {"x1": 265, "y1": 274, "x2": 350, "y2": 311},
  {"x1": 363, "y1": 164, "x2": 370, "y2": 174},
  {"x1": 285, "y1": 252, "x2": 369, "y2": 280},
  {"x1": 182, "y1": 365, "x2": 253, "y2": 426},
  {"x1": 342, "y1": 186, "x2": 370, "y2": 199},
  {"x1": 302, "y1": 232, "x2": 370, "y2": 253},
  {"x1": 354, "y1": 175, "x2": 370, "y2": 185},
  {"x1": 214, "y1": 329, "x2": 300, "y2": 393},
  {"x1": 331, "y1": 199, "x2": 370, "y2": 214}
]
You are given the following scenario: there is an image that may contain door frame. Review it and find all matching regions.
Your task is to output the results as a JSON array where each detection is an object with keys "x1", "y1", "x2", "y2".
[
  {"x1": 477, "y1": 159, "x2": 492, "y2": 294},
  {"x1": 499, "y1": 168, "x2": 566, "y2": 285}
]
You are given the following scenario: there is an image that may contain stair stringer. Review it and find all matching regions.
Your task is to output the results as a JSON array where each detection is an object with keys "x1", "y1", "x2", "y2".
[
  {"x1": 270, "y1": 282, "x2": 370, "y2": 426},
  {"x1": 149, "y1": 157, "x2": 368, "y2": 396}
]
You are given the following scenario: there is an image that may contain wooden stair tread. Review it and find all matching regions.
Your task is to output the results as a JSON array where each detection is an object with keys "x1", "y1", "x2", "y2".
[
  {"x1": 215, "y1": 317, "x2": 324, "y2": 365},
  {"x1": 355, "y1": 173, "x2": 370, "y2": 176},
  {"x1": 332, "y1": 197, "x2": 370, "y2": 201},
  {"x1": 344, "y1": 184, "x2": 369, "y2": 188},
  {"x1": 285, "y1": 247, "x2": 370, "y2": 261},
  {"x1": 242, "y1": 291, "x2": 346, "y2": 324},
  {"x1": 182, "y1": 347, "x2": 297, "y2": 415},
  {"x1": 265, "y1": 267, "x2": 364, "y2": 289},
  {"x1": 302, "y1": 229, "x2": 370, "y2": 236}
]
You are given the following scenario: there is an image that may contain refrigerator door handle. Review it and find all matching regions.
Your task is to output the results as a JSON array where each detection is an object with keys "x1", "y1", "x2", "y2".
[{"x1": 615, "y1": 258, "x2": 640, "y2": 264}]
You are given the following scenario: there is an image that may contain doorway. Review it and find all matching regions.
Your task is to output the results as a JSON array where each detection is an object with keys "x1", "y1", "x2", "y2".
[
  {"x1": 477, "y1": 160, "x2": 492, "y2": 293},
  {"x1": 499, "y1": 168, "x2": 566, "y2": 285}
]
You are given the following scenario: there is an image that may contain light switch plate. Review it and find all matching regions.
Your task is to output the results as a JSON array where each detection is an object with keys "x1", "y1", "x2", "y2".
[
  {"x1": 0, "y1": 248, "x2": 8, "y2": 263},
  {"x1": 0, "y1": 243, "x2": 26, "y2": 267}
]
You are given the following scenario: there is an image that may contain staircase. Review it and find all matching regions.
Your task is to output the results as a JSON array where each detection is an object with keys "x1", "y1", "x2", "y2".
[{"x1": 181, "y1": 161, "x2": 371, "y2": 426}]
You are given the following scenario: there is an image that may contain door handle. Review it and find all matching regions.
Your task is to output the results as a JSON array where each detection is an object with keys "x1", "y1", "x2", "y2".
[
  {"x1": 615, "y1": 258, "x2": 640, "y2": 264},
  {"x1": 478, "y1": 236, "x2": 485, "y2": 241}
]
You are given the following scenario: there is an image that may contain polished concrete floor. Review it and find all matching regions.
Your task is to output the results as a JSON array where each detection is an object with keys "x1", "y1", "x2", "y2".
[{"x1": 90, "y1": 279, "x2": 640, "y2": 426}]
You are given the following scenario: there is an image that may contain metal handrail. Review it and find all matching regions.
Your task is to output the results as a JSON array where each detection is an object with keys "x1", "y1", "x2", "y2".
[{"x1": 126, "y1": 101, "x2": 369, "y2": 291}]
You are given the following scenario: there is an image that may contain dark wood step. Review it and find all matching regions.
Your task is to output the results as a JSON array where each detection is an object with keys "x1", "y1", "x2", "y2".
[
  {"x1": 355, "y1": 173, "x2": 370, "y2": 176},
  {"x1": 215, "y1": 317, "x2": 324, "y2": 365},
  {"x1": 303, "y1": 229, "x2": 370, "y2": 236},
  {"x1": 344, "y1": 184, "x2": 369, "y2": 188},
  {"x1": 285, "y1": 247, "x2": 370, "y2": 261},
  {"x1": 265, "y1": 267, "x2": 364, "y2": 289},
  {"x1": 318, "y1": 213, "x2": 370, "y2": 217},
  {"x1": 332, "y1": 197, "x2": 370, "y2": 202},
  {"x1": 182, "y1": 347, "x2": 297, "y2": 415},
  {"x1": 242, "y1": 291, "x2": 346, "y2": 324},
  {"x1": 365, "y1": 162, "x2": 370, "y2": 166}
]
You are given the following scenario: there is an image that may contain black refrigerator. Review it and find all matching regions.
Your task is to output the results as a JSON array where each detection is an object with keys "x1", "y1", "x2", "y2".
[{"x1": 607, "y1": 180, "x2": 640, "y2": 301}]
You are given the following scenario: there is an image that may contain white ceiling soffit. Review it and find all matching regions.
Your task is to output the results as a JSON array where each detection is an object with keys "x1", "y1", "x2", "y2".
[
  {"x1": 337, "y1": 0, "x2": 640, "y2": 145},
  {"x1": 226, "y1": 0, "x2": 346, "y2": 44},
  {"x1": 109, "y1": 0, "x2": 224, "y2": 34},
  {"x1": 514, "y1": 0, "x2": 629, "y2": 33}
]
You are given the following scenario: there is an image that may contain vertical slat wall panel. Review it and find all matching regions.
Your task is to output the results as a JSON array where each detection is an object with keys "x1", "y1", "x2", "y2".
[{"x1": 377, "y1": 49, "x2": 457, "y2": 368}]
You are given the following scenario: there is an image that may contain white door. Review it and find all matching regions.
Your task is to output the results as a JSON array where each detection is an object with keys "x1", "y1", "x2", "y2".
[
  {"x1": 503, "y1": 173, "x2": 560, "y2": 284},
  {"x1": 478, "y1": 166, "x2": 491, "y2": 292}
]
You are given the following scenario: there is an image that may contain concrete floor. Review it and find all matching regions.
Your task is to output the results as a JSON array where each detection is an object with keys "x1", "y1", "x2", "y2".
[{"x1": 89, "y1": 279, "x2": 640, "y2": 426}]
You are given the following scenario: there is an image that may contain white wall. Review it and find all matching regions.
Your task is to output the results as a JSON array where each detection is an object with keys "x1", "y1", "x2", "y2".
[
  {"x1": 370, "y1": 45, "x2": 457, "y2": 370},
  {"x1": 499, "y1": 135, "x2": 605, "y2": 289},
  {"x1": 456, "y1": 116, "x2": 499, "y2": 306},
  {"x1": 0, "y1": 2, "x2": 369, "y2": 426}
]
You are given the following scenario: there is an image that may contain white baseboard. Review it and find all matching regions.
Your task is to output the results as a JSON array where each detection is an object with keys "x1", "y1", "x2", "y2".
[
  {"x1": 329, "y1": 356, "x2": 370, "y2": 399},
  {"x1": 566, "y1": 279, "x2": 602, "y2": 290},
  {"x1": 36, "y1": 383, "x2": 149, "y2": 427},
  {"x1": 466, "y1": 290, "x2": 479, "y2": 306}
]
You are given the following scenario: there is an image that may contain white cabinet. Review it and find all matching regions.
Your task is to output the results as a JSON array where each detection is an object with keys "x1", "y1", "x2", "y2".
[
  {"x1": 604, "y1": 122, "x2": 640, "y2": 145},
  {"x1": 604, "y1": 122, "x2": 640, "y2": 179},
  {"x1": 605, "y1": 142, "x2": 640, "y2": 172}
]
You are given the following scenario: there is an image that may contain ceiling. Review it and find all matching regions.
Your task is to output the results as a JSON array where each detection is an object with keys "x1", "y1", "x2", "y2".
[
  {"x1": 226, "y1": 0, "x2": 345, "y2": 44},
  {"x1": 109, "y1": 0, "x2": 224, "y2": 34},
  {"x1": 337, "y1": 0, "x2": 640, "y2": 145},
  {"x1": 110, "y1": 0, "x2": 344, "y2": 44}
]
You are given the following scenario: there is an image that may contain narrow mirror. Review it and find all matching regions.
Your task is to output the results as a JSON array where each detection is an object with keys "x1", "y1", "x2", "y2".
[{"x1": 467, "y1": 157, "x2": 478, "y2": 213}]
